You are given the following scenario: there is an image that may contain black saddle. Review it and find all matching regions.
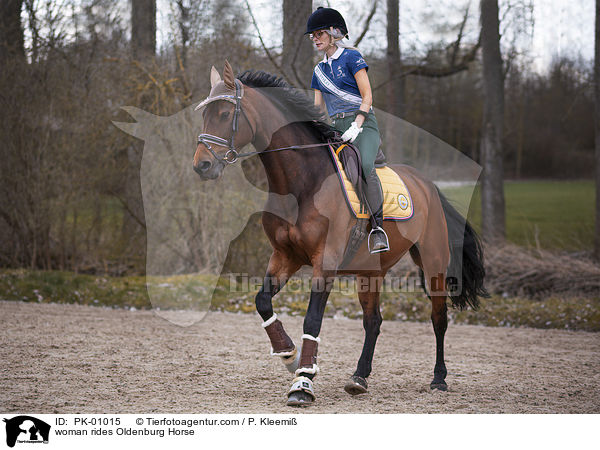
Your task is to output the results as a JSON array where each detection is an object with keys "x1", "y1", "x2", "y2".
[{"x1": 326, "y1": 130, "x2": 386, "y2": 190}]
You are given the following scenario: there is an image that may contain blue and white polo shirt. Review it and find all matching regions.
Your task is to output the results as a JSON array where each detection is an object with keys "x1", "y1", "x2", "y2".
[{"x1": 310, "y1": 47, "x2": 369, "y2": 116}]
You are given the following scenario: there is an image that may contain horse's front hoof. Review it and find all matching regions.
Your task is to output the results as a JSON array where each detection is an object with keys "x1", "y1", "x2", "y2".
[
  {"x1": 430, "y1": 381, "x2": 448, "y2": 391},
  {"x1": 287, "y1": 376, "x2": 315, "y2": 406},
  {"x1": 344, "y1": 376, "x2": 368, "y2": 396},
  {"x1": 287, "y1": 390, "x2": 314, "y2": 407}
]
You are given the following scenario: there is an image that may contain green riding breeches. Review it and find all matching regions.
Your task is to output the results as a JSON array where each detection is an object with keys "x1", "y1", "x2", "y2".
[{"x1": 332, "y1": 111, "x2": 381, "y2": 175}]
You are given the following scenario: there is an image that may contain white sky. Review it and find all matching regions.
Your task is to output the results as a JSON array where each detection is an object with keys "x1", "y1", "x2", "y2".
[
  {"x1": 23, "y1": 0, "x2": 594, "y2": 73},
  {"x1": 180, "y1": 0, "x2": 594, "y2": 73}
]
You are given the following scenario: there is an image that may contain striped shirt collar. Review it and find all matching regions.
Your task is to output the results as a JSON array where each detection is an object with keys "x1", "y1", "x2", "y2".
[{"x1": 322, "y1": 46, "x2": 344, "y2": 64}]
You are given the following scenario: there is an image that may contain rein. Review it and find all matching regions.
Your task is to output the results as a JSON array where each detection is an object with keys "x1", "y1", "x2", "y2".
[
  {"x1": 214, "y1": 141, "x2": 336, "y2": 162},
  {"x1": 196, "y1": 79, "x2": 342, "y2": 164}
]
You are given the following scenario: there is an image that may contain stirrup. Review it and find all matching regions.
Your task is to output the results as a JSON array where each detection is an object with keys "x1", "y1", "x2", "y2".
[{"x1": 368, "y1": 226, "x2": 390, "y2": 254}]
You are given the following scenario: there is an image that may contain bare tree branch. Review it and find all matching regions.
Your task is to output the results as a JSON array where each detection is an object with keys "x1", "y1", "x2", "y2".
[
  {"x1": 450, "y1": 2, "x2": 470, "y2": 67},
  {"x1": 108, "y1": 188, "x2": 147, "y2": 230},
  {"x1": 244, "y1": 0, "x2": 290, "y2": 81},
  {"x1": 374, "y1": 32, "x2": 481, "y2": 92},
  {"x1": 354, "y1": 0, "x2": 378, "y2": 48}
]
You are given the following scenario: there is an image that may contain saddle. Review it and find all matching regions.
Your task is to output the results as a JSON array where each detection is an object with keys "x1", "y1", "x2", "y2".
[{"x1": 325, "y1": 131, "x2": 413, "y2": 268}]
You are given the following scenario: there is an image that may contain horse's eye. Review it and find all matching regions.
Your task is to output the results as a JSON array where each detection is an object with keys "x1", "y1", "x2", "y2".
[{"x1": 220, "y1": 111, "x2": 230, "y2": 120}]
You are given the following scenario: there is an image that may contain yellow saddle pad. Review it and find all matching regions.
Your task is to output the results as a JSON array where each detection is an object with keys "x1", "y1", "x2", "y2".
[{"x1": 329, "y1": 145, "x2": 413, "y2": 221}]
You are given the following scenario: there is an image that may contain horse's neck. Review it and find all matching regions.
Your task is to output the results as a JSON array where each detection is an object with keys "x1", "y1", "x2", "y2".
[{"x1": 259, "y1": 123, "x2": 333, "y2": 200}]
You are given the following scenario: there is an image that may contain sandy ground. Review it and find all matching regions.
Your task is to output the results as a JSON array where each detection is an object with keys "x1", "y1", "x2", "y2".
[{"x1": 1, "y1": 300, "x2": 599, "y2": 414}]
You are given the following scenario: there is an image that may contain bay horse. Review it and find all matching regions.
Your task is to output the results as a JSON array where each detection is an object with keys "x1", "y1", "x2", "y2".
[{"x1": 193, "y1": 61, "x2": 487, "y2": 406}]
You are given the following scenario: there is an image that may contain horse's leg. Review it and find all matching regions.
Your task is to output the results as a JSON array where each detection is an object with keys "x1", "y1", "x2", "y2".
[
  {"x1": 429, "y1": 292, "x2": 448, "y2": 390},
  {"x1": 256, "y1": 250, "x2": 302, "y2": 372},
  {"x1": 344, "y1": 274, "x2": 384, "y2": 395},
  {"x1": 286, "y1": 267, "x2": 335, "y2": 407},
  {"x1": 411, "y1": 209, "x2": 451, "y2": 391}
]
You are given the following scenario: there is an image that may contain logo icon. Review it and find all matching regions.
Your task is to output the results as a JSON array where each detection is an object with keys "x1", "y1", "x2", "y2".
[
  {"x1": 3, "y1": 416, "x2": 50, "y2": 448},
  {"x1": 397, "y1": 194, "x2": 409, "y2": 210}
]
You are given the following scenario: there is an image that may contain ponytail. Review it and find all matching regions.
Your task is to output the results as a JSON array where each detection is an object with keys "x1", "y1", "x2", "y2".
[{"x1": 326, "y1": 27, "x2": 357, "y2": 50}]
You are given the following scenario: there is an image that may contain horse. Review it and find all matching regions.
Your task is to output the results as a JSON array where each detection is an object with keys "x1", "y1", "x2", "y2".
[{"x1": 193, "y1": 61, "x2": 488, "y2": 406}]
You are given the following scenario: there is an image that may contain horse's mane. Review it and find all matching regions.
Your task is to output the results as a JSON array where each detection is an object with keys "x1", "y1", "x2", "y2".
[{"x1": 238, "y1": 70, "x2": 335, "y2": 142}]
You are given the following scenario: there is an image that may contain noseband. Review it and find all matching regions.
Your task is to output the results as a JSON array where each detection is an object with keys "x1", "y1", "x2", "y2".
[{"x1": 196, "y1": 79, "x2": 249, "y2": 164}]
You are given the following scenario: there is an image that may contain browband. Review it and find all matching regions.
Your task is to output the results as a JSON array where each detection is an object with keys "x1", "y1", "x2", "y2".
[{"x1": 194, "y1": 84, "x2": 245, "y2": 111}]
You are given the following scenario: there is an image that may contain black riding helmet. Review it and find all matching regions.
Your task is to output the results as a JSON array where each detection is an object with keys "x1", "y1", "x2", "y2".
[{"x1": 305, "y1": 7, "x2": 348, "y2": 37}]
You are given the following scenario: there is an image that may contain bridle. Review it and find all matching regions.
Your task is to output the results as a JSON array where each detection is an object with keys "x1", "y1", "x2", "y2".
[
  {"x1": 196, "y1": 79, "x2": 249, "y2": 164},
  {"x1": 196, "y1": 79, "x2": 341, "y2": 165}
]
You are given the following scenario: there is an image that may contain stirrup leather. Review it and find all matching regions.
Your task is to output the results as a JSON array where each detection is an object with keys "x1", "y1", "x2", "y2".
[{"x1": 368, "y1": 226, "x2": 390, "y2": 254}]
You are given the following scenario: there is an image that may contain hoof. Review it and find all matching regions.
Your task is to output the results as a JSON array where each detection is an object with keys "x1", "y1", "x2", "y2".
[
  {"x1": 287, "y1": 376, "x2": 315, "y2": 407},
  {"x1": 287, "y1": 390, "x2": 314, "y2": 407},
  {"x1": 430, "y1": 381, "x2": 448, "y2": 391},
  {"x1": 344, "y1": 376, "x2": 368, "y2": 396}
]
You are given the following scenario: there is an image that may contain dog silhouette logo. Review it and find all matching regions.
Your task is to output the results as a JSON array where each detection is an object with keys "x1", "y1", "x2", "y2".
[{"x1": 3, "y1": 416, "x2": 50, "y2": 447}]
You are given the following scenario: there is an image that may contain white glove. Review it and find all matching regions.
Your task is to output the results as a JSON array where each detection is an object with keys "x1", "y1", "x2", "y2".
[{"x1": 341, "y1": 121, "x2": 363, "y2": 143}]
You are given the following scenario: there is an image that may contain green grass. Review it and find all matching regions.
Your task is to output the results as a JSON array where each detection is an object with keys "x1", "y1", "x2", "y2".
[
  {"x1": 0, "y1": 269, "x2": 219, "y2": 312},
  {"x1": 2, "y1": 270, "x2": 598, "y2": 331},
  {"x1": 445, "y1": 180, "x2": 594, "y2": 250},
  {"x1": 0, "y1": 269, "x2": 151, "y2": 310}
]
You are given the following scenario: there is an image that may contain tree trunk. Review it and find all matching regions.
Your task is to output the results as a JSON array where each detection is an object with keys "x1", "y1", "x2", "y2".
[
  {"x1": 480, "y1": 0, "x2": 505, "y2": 243},
  {"x1": 385, "y1": 0, "x2": 404, "y2": 158},
  {"x1": 386, "y1": 0, "x2": 404, "y2": 117},
  {"x1": 123, "y1": 0, "x2": 156, "y2": 262},
  {"x1": 176, "y1": 0, "x2": 190, "y2": 70},
  {"x1": 0, "y1": 0, "x2": 24, "y2": 64},
  {"x1": 595, "y1": 0, "x2": 600, "y2": 260},
  {"x1": 131, "y1": 0, "x2": 156, "y2": 60},
  {"x1": 282, "y1": 0, "x2": 313, "y2": 88}
]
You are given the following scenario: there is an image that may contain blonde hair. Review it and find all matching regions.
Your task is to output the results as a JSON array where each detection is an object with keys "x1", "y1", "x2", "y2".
[{"x1": 325, "y1": 27, "x2": 357, "y2": 50}]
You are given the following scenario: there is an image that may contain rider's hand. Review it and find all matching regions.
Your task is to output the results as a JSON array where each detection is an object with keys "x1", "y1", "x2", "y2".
[{"x1": 341, "y1": 121, "x2": 363, "y2": 143}]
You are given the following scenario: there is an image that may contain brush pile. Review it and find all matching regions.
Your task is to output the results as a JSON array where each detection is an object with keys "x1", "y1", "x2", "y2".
[
  {"x1": 389, "y1": 243, "x2": 600, "y2": 299},
  {"x1": 484, "y1": 244, "x2": 600, "y2": 299}
]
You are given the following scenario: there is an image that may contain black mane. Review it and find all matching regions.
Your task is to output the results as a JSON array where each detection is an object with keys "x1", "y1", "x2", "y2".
[{"x1": 238, "y1": 70, "x2": 335, "y2": 141}]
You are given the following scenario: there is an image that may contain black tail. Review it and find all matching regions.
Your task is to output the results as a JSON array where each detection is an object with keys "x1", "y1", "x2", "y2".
[{"x1": 437, "y1": 187, "x2": 489, "y2": 310}]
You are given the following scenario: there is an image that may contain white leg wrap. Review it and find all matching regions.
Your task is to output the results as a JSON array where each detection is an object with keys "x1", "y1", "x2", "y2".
[
  {"x1": 301, "y1": 334, "x2": 320, "y2": 343},
  {"x1": 270, "y1": 346, "x2": 296, "y2": 357},
  {"x1": 295, "y1": 364, "x2": 319, "y2": 377},
  {"x1": 261, "y1": 313, "x2": 278, "y2": 328},
  {"x1": 288, "y1": 376, "x2": 315, "y2": 401}
]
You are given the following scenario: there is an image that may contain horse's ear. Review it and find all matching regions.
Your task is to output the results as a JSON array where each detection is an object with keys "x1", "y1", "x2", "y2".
[
  {"x1": 223, "y1": 60, "x2": 235, "y2": 89},
  {"x1": 210, "y1": 66, "x2": 221, "y2": 88}
]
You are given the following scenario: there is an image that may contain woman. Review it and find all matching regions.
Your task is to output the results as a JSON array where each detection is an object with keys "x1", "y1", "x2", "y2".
[{"x1": 305, "y1": 6, "x2": 389, "y2": 253}]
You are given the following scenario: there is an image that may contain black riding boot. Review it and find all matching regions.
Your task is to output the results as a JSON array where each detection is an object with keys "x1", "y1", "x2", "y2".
[{"x1": 364, "y1": 168, "x2": 390, "y2": 253}]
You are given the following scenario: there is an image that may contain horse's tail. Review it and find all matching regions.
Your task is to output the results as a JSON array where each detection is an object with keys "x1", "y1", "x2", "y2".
[{"x1": 436, "y1": 187, "x2": 489, "y2": 310}]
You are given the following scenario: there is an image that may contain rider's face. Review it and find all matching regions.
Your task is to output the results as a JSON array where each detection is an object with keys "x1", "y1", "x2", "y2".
[{"x1": 310, "y1": 29, "x2": 331, "y2": 51}]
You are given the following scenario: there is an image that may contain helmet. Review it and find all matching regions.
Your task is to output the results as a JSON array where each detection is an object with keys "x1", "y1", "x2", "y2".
[{"x1": 305, "y1": 7, "x2": 348, "y2": 37}]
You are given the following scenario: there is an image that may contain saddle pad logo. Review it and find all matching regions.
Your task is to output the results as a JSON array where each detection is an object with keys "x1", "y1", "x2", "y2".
[{"x1": 398, "y1": 194, "x2": 409, "y2": 210}]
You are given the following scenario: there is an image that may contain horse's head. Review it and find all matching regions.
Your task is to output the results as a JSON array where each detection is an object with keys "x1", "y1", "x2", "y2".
[{"x1": 193, "y1": 61, "x2": 256, "y2": 180}]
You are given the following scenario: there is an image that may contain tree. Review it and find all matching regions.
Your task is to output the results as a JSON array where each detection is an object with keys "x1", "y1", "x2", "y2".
[
  {"x1": 282, "y1": 0, "x2": 313, "y2": 88},
  {"x1": 594, "y1": 0, "x2": 600, "y2": 261},
  {"x1": 386, "y1": 0, "x2": 403, "y2": 118},
  {"x1": 480, "y1": 0, "x2": 505, "y2": 243},
  {"x1": 131, "y1": 0, "x2": 156, "y2": 59},
  {"x1": 123, "y1": 0, "x2": 157, "y2": 250},
  {"x1": 0, "y1": 0, "x2": 24, "y2": 65}
]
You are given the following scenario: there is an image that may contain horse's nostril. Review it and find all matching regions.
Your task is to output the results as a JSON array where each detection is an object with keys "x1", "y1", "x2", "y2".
[{"x1": 194, "y1": 160, "x2": 212, "y2": 174}]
